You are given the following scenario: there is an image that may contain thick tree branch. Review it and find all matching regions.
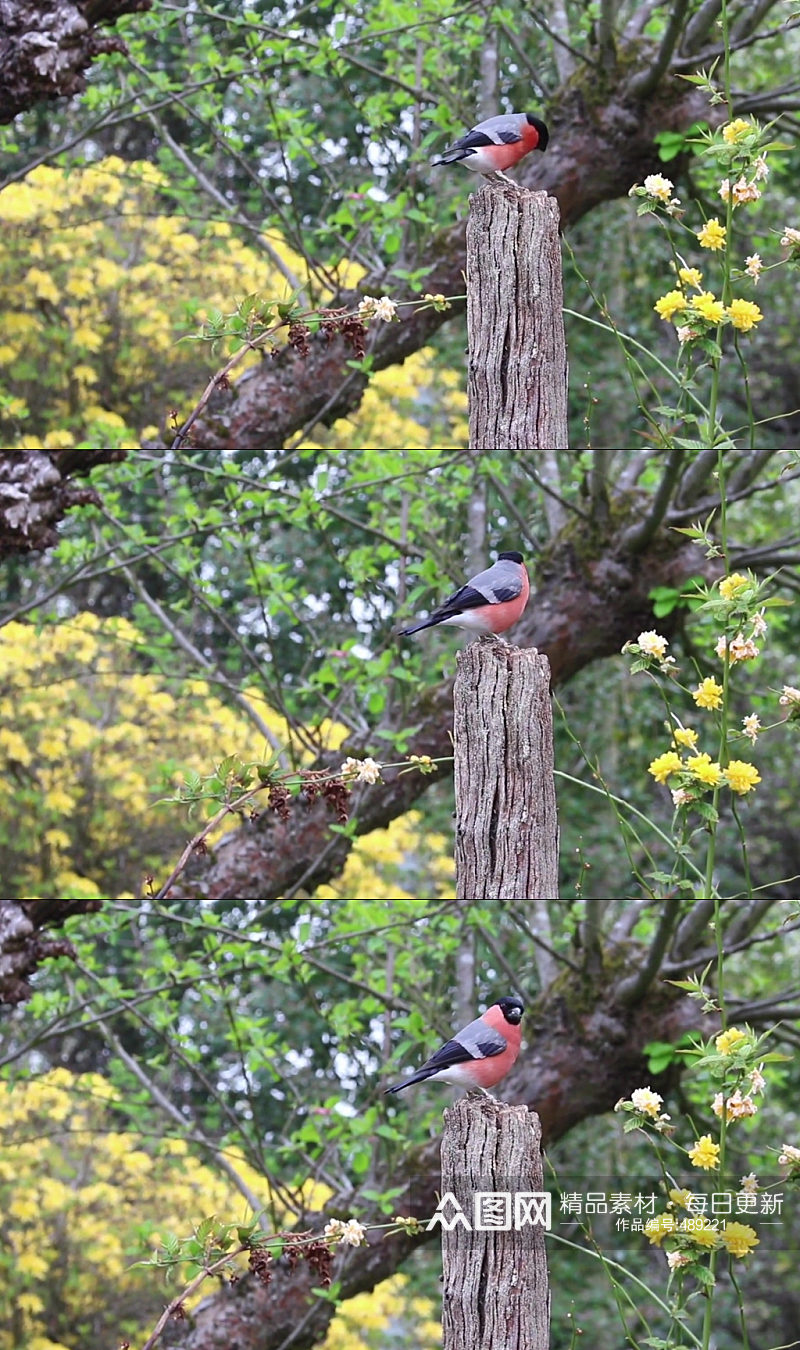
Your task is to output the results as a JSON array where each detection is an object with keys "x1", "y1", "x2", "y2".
[
  {"x1": 619, "y1": 449, "x2": 685, "y2": 552},
  {"x1": 597, "y1": 0, "x2": 619, "y2": 70},
  {"x1": 0, "y1": 450, "x2": 125, "y2": 557},
  {"x1": 674, "y1": 447, "x2": 722, "y2": 509},
  {"x1": 0, "y1": 900, "x2": 101, "y2": 1006},
  {"x1": 681, "y1": 0, "x2": 723, "y2": 54},
  {"x1": 668, "y1": 465, "x2": 800, "y2": 525},
  {"x1": 0, "y1": 0, "x2": 150, "y2": 123},
  {"x1": 626, "y1": 0, "x2": 690, "y2": 99},
  {"x1": 623, "y1": 0, "x2": 665, "y2": 41},
  {"x1": 732, "y1": 0, "x2": 781, "y2": 40},
  {"x1": 614, "y1": 900, "x2": 683, "y2": 1005}
]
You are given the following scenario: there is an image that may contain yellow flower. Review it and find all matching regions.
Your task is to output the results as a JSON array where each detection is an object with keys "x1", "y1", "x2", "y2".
[
  {"x1": 722, "y1": 118, "x2": 752, "y2": 142},
  {"x1": 697, "y1": 218, "x2": 727, "y2": 250},
  {"x1": 637, "y1": 630, "x2": 668, "y2": 658},
  {"x1": 719, "y1": 572, "x2": 749, "y2": 599},
  {"x1": 724, "y1": 759, "x2": 761, "y2": 794},
  {"x1": 688, "y1": 1134, "x2": 720, "y2": 1170},
  {"x1": 643, "y1": 173, "x2": 674, "y2": 201},
  {"x1": 645, "y1": 1213, "x2": 677, "y2": 1246},
  {"x1": 727, "y1": 299, "x2": 763, "y2": 331},
  {"x1": 668, "y1": 1188, "x2": 694, "y2": 1210},
  {"x1": 654, "y1": 290, "x2": 686, "y2": 321},
  {"x1": 720, "y1": 1221, "x2": 759, "y2": 1257},
  {"x1": 715, "y1": 1027, "x2": 747, "y2": 1054},
  {"x1": 25, "y1": 266, "x2": 60, "y2": 303},
  {"x1": 680, "y1": 1217, "x2": 719, "y2": 1247},
  {"x1": 673, "y1": 727, "x2": 698, "y2": 749},
  {"x1": 17, "y1": 1251, "x2": 49, "y2": 1278},
  {"x1": 648, "y1": 751, "x2": 682, "y2": 784},
  {"x1": 686, "y1": 752, "x2": 723, "y2": 786},
  {"x1": 691, "y1": 291, "x2": 725, "y2": 323},
  {"x1": 692, "y1": 677, "x2": 724, "y2": 710},
  {"x1": 631, "y1": 1087, "x2": 664, "y2": 1118},
  {"x1": 678, "y1": 266, "x2": 703, "y2": 289}
]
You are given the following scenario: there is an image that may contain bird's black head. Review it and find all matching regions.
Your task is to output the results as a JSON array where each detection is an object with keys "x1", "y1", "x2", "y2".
[
  {"x1": 496, "y1": 996, "x2": 524, "y2": 1025},
  {"x1": 525, "y1": 114, "x2": 549, "y2": 152},
  {"x1": 498, "y1": 550, "x2": 524, "y2": 564}
]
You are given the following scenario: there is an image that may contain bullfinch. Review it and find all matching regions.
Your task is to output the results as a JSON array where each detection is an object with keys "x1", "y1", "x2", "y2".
[
  {"x1": 399, "y1": 551, "x2": 529, "y2": 638},
  {"x1": 431, "y1": 112, "x2": 548, "y2": 183},
  {"x1": 384, "y1": 996, "x2": 524, "y2": 1097}
]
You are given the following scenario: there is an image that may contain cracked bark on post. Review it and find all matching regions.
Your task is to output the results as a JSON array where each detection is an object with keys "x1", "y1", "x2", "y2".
[
  {"x1": 441, "y1": 1099, "x2": 549, "y2": 1350},
  {"x1": 454, "y1": 641, "x2": 558, "y2": 900},
  {"x1": 466, "y1": 188, "x2": 567, "y2": 450}
]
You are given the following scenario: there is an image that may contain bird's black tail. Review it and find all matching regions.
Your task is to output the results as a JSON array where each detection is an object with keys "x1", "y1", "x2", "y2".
[
  {"x1": 398, "y1": 616, "x2": 441, "y2": 636},
  {"x1": 430, "y1": 149, "x2": 470, "y2": 167},
  {"x1": 384, "y1": 1068, "x2": 434, "y2": 1093}
]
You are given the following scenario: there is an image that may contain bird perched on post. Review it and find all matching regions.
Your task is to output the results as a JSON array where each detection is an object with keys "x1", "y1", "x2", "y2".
[
  {"x1": 398, "y1": 551, "x2": 529, "y2": 639},
  {"x1": 384, "y1": 996, "x2": 524, "y2": 1097},
  {"x1": 431, "y1": 112, "x2": 549, "y2": 185}
]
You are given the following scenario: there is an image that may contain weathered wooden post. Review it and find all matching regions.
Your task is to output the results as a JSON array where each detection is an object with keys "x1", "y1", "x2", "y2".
[
  {"x1": 453, "y1": 640, "x2": 558, "y2": 899},
  {"x1": 440, "y1": 1099, "x2": 549, "y2": 1350},
  {"x1": 466, "y1": 187, "x2": 567, "y2": 450}
]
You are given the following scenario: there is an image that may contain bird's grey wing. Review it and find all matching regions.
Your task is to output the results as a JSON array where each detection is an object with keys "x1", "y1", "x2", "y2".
[
  {"x1": 470, "y1": 114, "x2": 523, "y2": 145},
  {"x1": 452, "y1": 1016, "x2": 507, "y2": 1061},
  {"x1": 463, "y1": 558, "x2": 524, "y2": 604}
]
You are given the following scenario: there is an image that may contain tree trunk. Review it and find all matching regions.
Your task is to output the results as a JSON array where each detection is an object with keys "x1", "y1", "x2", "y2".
[
  {"x1": 0, "y1": 449, "x2": 125, "y2": 556},
  {"x1": 0, "y1": 899, "x2": 101, "y2": 1006},
  {"x1": 440, "y1": 1099, "x2": 549, "y2": 1350},
  {"x1": 0, "y1": 0, "x2": 147, "y2": 124},
  {"x1": 467, "y1": 188, "x2": 567, "y2": 450},
  {"x1": 454, "y1": 640, "x2": 558, "y2": 900}
]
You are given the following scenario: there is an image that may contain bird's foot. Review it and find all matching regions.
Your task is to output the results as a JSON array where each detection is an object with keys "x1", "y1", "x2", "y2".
[
  {"x1": 465, "y1": 1086, "x2": 498, "y2": 1101},
  {"x1": 486, "y1": 171, "x2": 520, "y2": 189}
]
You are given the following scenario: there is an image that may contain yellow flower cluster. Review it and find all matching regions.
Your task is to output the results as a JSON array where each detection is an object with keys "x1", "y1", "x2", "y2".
[
  {"x1": 688, "y1": 1134, "x2": 720, "y2": 1170},
  {"x1": 727, "y1": 298, "x2": 762, "y2": 331},
  {"x1": 645, "y1": 1213, "x2": 677, "y2": 1246},
  {"x1": 724, "y1": 760, "x2": 761, "y2": 794},
  {"x1": 654, "y1": 290, "x2": 684, "y2": 321},
  {"x1": 721, "y1": 1221, "x2": 759, "y2": 1257},
  {"x1": 696, "y1": 217, "x2": 726, "y2": 250},
  {"x1": 631, "y1": 1087, "x2": 664, "y2": 1118},
  {"x1": 648, "y1": 707, "x2": 761, "y2": 800},
  {"x1": 0, "y1": 616, "x2": 291, "y2": 897},
  {"x1": 1, "y1": 160, "x2": 302, "y2": 447},
  {"x1": 716, "y1": 1027, "x2": 748, "y2": 1054},
  {"x1": 2, "y1": 158, "x2": 454, "y2": 451},
  {"x1": 316, "y1": 809, "x2": 454, "y2": 901},
  {"x1": 1, "y1": 1070, "x2": 439, "y2": 1350},
  {"x1": 685, "y1": 752, "x2": 722, "y2": 786},
  {"x1": 693, "y1": 677, "x2": 724, "y2": 710},
  {"x1": 722, "y1": 118, "x2": 753, "y2": 143},
  {"x1": 299, "y1": 347, "x2": 468, "y2": 451},
  {"x1": 648, "y1": 751, "x2": 682, "y2": 785}
]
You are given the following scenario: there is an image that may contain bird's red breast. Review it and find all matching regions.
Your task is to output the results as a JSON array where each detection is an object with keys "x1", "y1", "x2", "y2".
[
  {"x1": 482, "y1": 562, "x2": 529, "y2": 635},
  {"x1": 464, "y1": 1004, "x2": 523, "y2": 1088}
]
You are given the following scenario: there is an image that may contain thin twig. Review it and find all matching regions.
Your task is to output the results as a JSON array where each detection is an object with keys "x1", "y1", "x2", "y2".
[{"x1": 140, "y1": 1249, "x2": 244, "y2": 1350}]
